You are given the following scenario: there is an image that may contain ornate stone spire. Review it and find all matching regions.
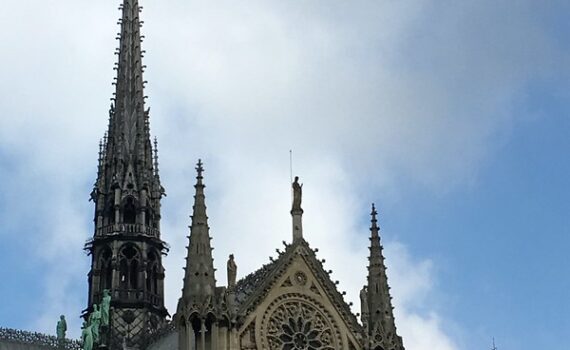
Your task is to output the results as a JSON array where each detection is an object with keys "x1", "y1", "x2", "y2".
[
  {"x1": 94, "y1": 0, "x2": 161, "y2": 209},
  {"x1": 365, "y1": 204, "x2": 404, "y2": 350},
  {"x1": 180, "y1": 159, "x2": 217, "y2": 307},
  {"x1": 291, "y1": 176, "x2": 304, "y2": 242},
  {"x1": 85, "y1": 1, "x2": 168, "y2": 348}
]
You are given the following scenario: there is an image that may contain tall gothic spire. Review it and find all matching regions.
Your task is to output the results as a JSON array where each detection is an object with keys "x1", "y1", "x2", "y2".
[
  {"x1": 86, "y1": 1, "x2": 168, "y2": 348},
  {"x1": 365, "y1": 204, "x2": 404, "y2": 350},
  {"x1": 181, "y1": 159, "x2": 217, "y2": 306},
  {"x1": 95, "y1": 0, "x2": 160, "y2": 203}
]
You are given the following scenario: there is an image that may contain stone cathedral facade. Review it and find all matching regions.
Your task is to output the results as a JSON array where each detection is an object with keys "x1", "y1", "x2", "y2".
[{"x1": 0, "y1": 1, "x2": 404, "y2": 350}]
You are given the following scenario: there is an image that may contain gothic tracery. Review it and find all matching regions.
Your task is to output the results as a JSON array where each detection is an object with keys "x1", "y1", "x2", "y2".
[{"x1": 262, "y1": 295, "x2": 341, "y2": 350}]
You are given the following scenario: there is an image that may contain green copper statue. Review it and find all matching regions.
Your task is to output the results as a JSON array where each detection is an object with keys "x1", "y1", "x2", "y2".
[
  {"x1": 81, "y1": 321, "x2": 93, "y2": 350},
  {"x1": 89, "y1": 304, "x2": 102, "y2": 344},
  {"x1": 101, "y1": 289, "x2": 111, "y2": 327},
  {"x1": 56, "y1": 315, "x2": 67, "y2": 340}
]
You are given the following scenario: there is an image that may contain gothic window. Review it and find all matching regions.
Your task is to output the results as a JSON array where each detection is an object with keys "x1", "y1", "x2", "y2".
[
  {"x1": 146, "y1": 250, "x2": 159, "y2": 297},
  {"x1": 123, "y1": 197, "x2": 137, "y2": 224},
  {"x1": 145, "y1": 209, "x2": 151, "y2": 226},
  {"x1": 119, "y1": 245, "x2": 140, "y2": 290},
  {"x1": 98, "y1": 247, "x2": 113, "y2": 292},
  {"x1": 106, "y1": 199, "x2": 115, "y2": 225},
  {"x1": 262, "y1": 296, "x2": 341, "y2": 350}
]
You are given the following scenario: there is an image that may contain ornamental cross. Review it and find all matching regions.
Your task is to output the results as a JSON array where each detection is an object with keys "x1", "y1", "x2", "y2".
[{"x1": 196, "y1": 159, "x2": 204, "y2": 178}]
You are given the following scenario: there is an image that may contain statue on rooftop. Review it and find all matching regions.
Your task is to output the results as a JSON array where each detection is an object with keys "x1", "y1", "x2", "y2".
[
  {"x1": 89, "y1": 304, "x2": 102, "y2": 344},
  {"x1": 360, "y1": 285, "x2": 369, "y2": 315},
  {"x1": 56, "y1": 315, "x2": 67, "y2": 341},
  {"x1": 292, "y1": 176, "x2": 303, "y2": 212},
  {"x1": 227, "y1": 254, "x2": 237, "y2": 288},
  {"x1": 101, "y1": 289, "x2": 111, "y2": 327},
  {"x1": 81, "y1": 321, "x2": 93, "y2": 350}
]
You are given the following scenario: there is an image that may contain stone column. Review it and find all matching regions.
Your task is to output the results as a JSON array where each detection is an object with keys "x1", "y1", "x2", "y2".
[
  {"x1": 219, "y1": 326, "x2": 228, "y2": 350},
  {"x1": 292, "y1": 211, "x2": 303, "y2": 242},
  {"x1": 189, "y1": 325, "x2": 196, "y2": 350},
  {"x1": 111, "y1": 242, "x2": 120, "y2": 294},
  {"x1": 200, "y1": 319, "x2": 206, "y2": 350},
  {"x1": 211, "y1": 322, "x2": 219, "y2": 350}
]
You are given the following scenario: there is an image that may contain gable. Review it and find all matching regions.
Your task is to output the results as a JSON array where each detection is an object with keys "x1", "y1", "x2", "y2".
[{"x1": 236, "y1": 241, "x2": 363, "y2": 350}]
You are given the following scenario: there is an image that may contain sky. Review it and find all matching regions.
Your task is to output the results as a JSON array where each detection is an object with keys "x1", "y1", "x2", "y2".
[{"x1": 0, "y1": 1, "x2": 569, "y2": 349}]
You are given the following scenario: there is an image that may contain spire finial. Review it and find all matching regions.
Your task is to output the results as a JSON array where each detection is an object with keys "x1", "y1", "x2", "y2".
[
  {"x1": 371, "y1": 203, "x2": 379, "y2": 230},
  {"x1": 196, "y1": 159, "x2": 204, "y2": 181}
]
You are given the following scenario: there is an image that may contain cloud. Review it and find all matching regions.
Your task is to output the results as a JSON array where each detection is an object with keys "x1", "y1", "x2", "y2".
[{"x1": 0, "y1": 0, "x2": 565, "y2": 347}]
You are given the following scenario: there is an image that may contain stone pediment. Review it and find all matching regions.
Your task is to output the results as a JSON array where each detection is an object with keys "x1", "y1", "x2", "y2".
[{"x1": 234, "y1": 239, "x2": 363, "y2": 350}]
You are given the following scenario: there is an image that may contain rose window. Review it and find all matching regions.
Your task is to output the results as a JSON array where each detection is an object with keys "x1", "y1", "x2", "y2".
[
  {"x1": 263, "y1": 298, "x2": 339, "y2": 350},
  {"x1": 279, "y1": 316, "x2": 322, "y2": 350}
]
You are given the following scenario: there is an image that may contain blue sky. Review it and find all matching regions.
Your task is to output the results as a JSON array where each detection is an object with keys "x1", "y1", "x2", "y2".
[{"x1": 0, "y1": 1, "x2": 569, "y2": 349}]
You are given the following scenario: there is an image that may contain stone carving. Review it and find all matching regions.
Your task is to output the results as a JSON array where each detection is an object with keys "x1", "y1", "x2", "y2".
[
  {"x1": 360, "y1": 286, "x2": 369, "y2": 315},
  {"x1": 227, "y1": 254, "x2": 237, "y2": 288},
  {"x1": 263, "y1": 296, "x2": 340, "y2": 350},
  {"x1": 292, "y1": 177, "x2": 303, "y2": 212},
  {"x1": 101, "y1": 289, "x2": 112, "y2": 327},
  {"x1": 293, "y1": 271, "x2": 308, "y2": 286},
  {"x1": 81, "y1": 322, "x2": 93, "y2": 350},
  {"x1": 56, "y1": 315, "x2": 67, "y2": 341},
  {"x1": 89, "y1": 304, "x2": 102, "y2": 344}
]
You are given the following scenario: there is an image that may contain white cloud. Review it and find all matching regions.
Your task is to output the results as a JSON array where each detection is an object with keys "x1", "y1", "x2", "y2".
[{"x1": 0, "y1": 0, "x2": 564, "y2": 347}]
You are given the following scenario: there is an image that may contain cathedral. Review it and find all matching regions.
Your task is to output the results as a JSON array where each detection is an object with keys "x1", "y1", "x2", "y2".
[{"x1": 0, "y1": 1, "x2": 404, "y2": 350}]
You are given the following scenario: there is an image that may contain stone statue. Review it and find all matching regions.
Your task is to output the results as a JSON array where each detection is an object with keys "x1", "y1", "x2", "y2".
[
  {"x1": 101, "y1": 289, "x2": 112, "y2": 327},
  {"x1": 227, "y1": 254, "x2": 237, "y2": 288},
  {"x1": 292, "y1": 176, "x2": 303, "y2": 212},
  {"x1": 56, "y1": 315, "x2": 67, "y2": 340},
  {"x1": 360, "y1": 285, "x2": 369, "y2": 315},
  {"x1": 81, "y1": 321, "x2": 93, "y2": 350},
  {"x1": 89, "y1": 304, "x2": 102, "y2": 344}
]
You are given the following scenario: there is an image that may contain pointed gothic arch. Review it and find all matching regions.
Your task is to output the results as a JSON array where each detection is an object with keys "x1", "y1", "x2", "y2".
[
  {"x1": 146, "y1": 249, "x2": 160, "y2": 305},
  {"x1": 119, "y1": 244, "x2": 141, "y2": 291},
  {"x1": 122, "y1": 196, "x2": 138, "y2": 224},
  {"x1": 98, "y1": 246, "x2": 113, "y2": 293}
]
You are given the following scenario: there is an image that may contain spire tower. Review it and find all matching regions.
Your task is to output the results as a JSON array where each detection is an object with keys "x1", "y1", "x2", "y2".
[
  {"x1": 364, "y1": 204, "x2": 404, "y2": 350},
  {"x1": 86, "y1": 1, "x2": 168, "y2": 348},
  {"x1": 181, "y1": 159, "x2": 217, "y2": 304},
  {"x1": 177, "y1": 160, "x2": 227, "y2": 350}
]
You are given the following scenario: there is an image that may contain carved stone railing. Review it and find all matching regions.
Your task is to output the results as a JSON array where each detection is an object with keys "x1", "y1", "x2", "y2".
[
  {"x1": 95, "y1": 223, "x2": 161, "y2": 238},
  {"x1": 0, "y1": 327, "x2": 82, "y2": 349},
  {"x1": 109, "y1": 289, "x2": 162, "y2": 307}
]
